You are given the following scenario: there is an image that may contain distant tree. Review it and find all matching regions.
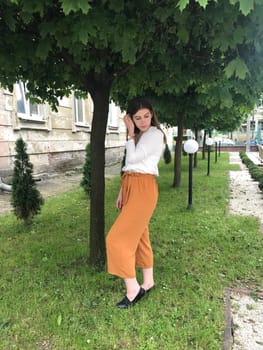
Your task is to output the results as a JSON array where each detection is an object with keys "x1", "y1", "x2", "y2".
[
  {"x1": 163, "y1": 144, "x2": 172, "y2": 164},
  {"x1": 11, "y1": 138, "x2": 44, "y2": 224},
  {"x1": 80, "y1": 143, "x2": 91, "y2": 197}
]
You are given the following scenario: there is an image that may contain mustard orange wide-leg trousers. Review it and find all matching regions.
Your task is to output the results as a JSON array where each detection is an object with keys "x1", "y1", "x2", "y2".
[{"x1": 106, "y1": 172, "x2": 158, "y2": 279}]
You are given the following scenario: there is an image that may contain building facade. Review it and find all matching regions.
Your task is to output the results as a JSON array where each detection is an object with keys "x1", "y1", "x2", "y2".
[
  {"x1": 0, "y1": 84, "x2": 126, "y2": 178},
  {"x1": 232, "y1": 101, "x2": 263, "y2": 145}
]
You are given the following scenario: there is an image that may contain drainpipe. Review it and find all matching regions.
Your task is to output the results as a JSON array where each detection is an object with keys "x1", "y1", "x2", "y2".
[{"x1": 0, "y1": 177, "x2": 12, "y2": 192}]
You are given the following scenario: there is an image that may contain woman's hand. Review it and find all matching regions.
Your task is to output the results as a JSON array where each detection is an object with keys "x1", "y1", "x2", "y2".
[
  {"x1": 116, "y1": 188, "x2": 123, "y2": 210},
  {"x1": 124, "y1": 114, "x2": 135, "y2": 138}
]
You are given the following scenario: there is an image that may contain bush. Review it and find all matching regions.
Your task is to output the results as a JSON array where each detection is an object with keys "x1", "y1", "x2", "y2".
[
  {"x1": 239, "y1": 151, "x2": 263, "y2": 193},
  {"x1": 249, "y1": 166, "x2": 263, "y2": 181},
  {"x1": 11, "y1": 137, "x2": 44, "y2": 224}
]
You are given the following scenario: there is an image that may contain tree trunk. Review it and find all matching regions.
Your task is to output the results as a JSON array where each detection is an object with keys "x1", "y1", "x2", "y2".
[
  {"x1": 89, "y1": 84, "x2": 110, "y2": 269},
  {"x1": 173, "y1": 112, "x2": 184, "y2": 187}
]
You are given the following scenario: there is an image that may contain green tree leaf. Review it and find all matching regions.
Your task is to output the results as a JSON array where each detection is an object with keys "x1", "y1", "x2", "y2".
[
  {"x1": 239, "y1": 0, "x2": 254, "y2": 15},
  {"x1": 61, "y1": 0, "x2": 91, "y2": 15},
  {"x1": 224, "y1": 57, "x2": 249, "y2": 79},
  {"x1": 177, "y1": 0, "x2": 189, "y2": 11},
  {"x1": 235, "y1": 57, "x2": 249, "y2": 79},
  {"x1": 197, "y1": 0, "x2": 209, "y2": 8},
  {"x1": 224, "y1": 60, "x2": 236, "y2": 78}
]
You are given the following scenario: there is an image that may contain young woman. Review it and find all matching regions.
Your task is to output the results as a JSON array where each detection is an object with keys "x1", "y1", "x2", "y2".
[{"x1": 106, "y1": 97, "x2": 166, "y2": 309}]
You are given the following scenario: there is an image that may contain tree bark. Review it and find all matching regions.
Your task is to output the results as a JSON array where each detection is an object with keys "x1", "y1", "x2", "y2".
[
  {"x1": 173, "y1": 112, "x2": 184, "y2": 188},
  {"x1": 89, "y1": 82, "x2": 111, "y2": 269}
]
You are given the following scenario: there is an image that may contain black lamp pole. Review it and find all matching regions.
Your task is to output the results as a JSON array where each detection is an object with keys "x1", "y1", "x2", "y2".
[
  {"x1": 187, "y1": 153, "x2": 193, "y2": 209},
  {"x1": 184, "y1": 139, "x2": 198, "y2": 210},
  {"x1": 207, "y1": 145, "x2": 211, "y2": 176}
]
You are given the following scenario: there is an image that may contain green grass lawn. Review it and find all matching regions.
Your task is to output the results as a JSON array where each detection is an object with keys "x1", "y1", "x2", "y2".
[{"x1": 0, "y1": 152, "x2": 262, "y2": 350}]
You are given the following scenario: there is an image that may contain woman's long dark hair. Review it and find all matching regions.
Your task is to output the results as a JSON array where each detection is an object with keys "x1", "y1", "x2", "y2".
[{"x1": 126, "y1": 97, "x2": 166, "y2": 143}]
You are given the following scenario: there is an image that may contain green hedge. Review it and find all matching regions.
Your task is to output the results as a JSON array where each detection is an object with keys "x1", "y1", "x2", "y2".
[{"x1": 239, "y1": 151, "x2": 263, "y2": 191}]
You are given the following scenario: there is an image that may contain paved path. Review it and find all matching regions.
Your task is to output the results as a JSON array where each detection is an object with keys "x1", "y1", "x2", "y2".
[
  {"x1": 228, "y1": 152, "x2": 263, "y2": 350},
  {"x1": 229, "y1": 152, "x2": 263, "y2": 230},
  {"x1": 0, "y1": 164, "x2": 121, "y2": 217},
  {"x1": 0, "y1": 172, "x2": 83, "y2": 216}
]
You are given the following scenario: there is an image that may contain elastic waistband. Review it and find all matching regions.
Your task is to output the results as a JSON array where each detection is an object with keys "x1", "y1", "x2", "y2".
[{"x1": 122, "y1": 171, "x2": 155, "y2": 178}]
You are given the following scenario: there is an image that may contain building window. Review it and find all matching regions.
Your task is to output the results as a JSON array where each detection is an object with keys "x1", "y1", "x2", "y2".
[
  {"x1": 15, "y1": 81, "x2": 42, "y2": 120},
  {"x1": 74, "y1": 97, "x2": 85, "y2": 125},
  {"x1": 108, "y1": 101, "x2": 118, "y2": 129}
]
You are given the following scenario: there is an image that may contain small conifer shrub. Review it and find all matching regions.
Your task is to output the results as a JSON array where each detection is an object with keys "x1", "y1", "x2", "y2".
[
  {"x1": 81, "y1": 143, "x2": 91, "y2": 196},
  {"x1": 163, "y1": 143, "x2": 172, "y2": 164},
  {"x1": 11, "y1": 137, "x2": 44, "y2": 224}
]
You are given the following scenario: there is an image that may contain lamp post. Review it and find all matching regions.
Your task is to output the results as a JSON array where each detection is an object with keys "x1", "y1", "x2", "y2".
[
  {"x1": 184, "y1": 139, "x2": 199, "y2": 209},
  {"x1": 205, "y1": 137, "x2": 213, "y2": 176}
]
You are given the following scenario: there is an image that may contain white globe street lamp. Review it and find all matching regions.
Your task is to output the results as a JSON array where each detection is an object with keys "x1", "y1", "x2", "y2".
[
  {"x1": 205, "y1": 138, "x2": 213, "y2": 147},
  {"x1": 183, "y1": 139, "x2": 199, "y2": 209},
  {"x1": 184, "y1": 139, "x2": 199, "y2": 154}
]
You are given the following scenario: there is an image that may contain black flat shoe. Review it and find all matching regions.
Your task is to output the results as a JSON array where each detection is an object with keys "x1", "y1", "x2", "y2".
[
  {"x1": 116, "y1": 287, "x2": 146, "y2": 309},
  {"x1": 145, "y1": 285, "x2": 155, "y2": 294}
]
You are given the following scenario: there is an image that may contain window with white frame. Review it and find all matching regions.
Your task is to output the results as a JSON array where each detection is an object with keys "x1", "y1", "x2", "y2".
[
  {"x1": 74, "y1": 97, "x2": 85, "y2": 125},
  {"x1": 15, "y1": 81, "x2": 42, "y2": 120},
  {"x1": 108, "y1": 101, "x2": 118, "y2": 128}
]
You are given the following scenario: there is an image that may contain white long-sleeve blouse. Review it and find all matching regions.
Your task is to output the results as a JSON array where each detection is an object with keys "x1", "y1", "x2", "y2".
[{"x1": 122, "y1": 126, "x2": 165, "y2": 176}]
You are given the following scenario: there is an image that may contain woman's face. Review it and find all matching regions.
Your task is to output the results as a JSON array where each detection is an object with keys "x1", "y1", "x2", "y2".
[{"x1": 132, "y1": 108, "x2": 152, "y2": 132}]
